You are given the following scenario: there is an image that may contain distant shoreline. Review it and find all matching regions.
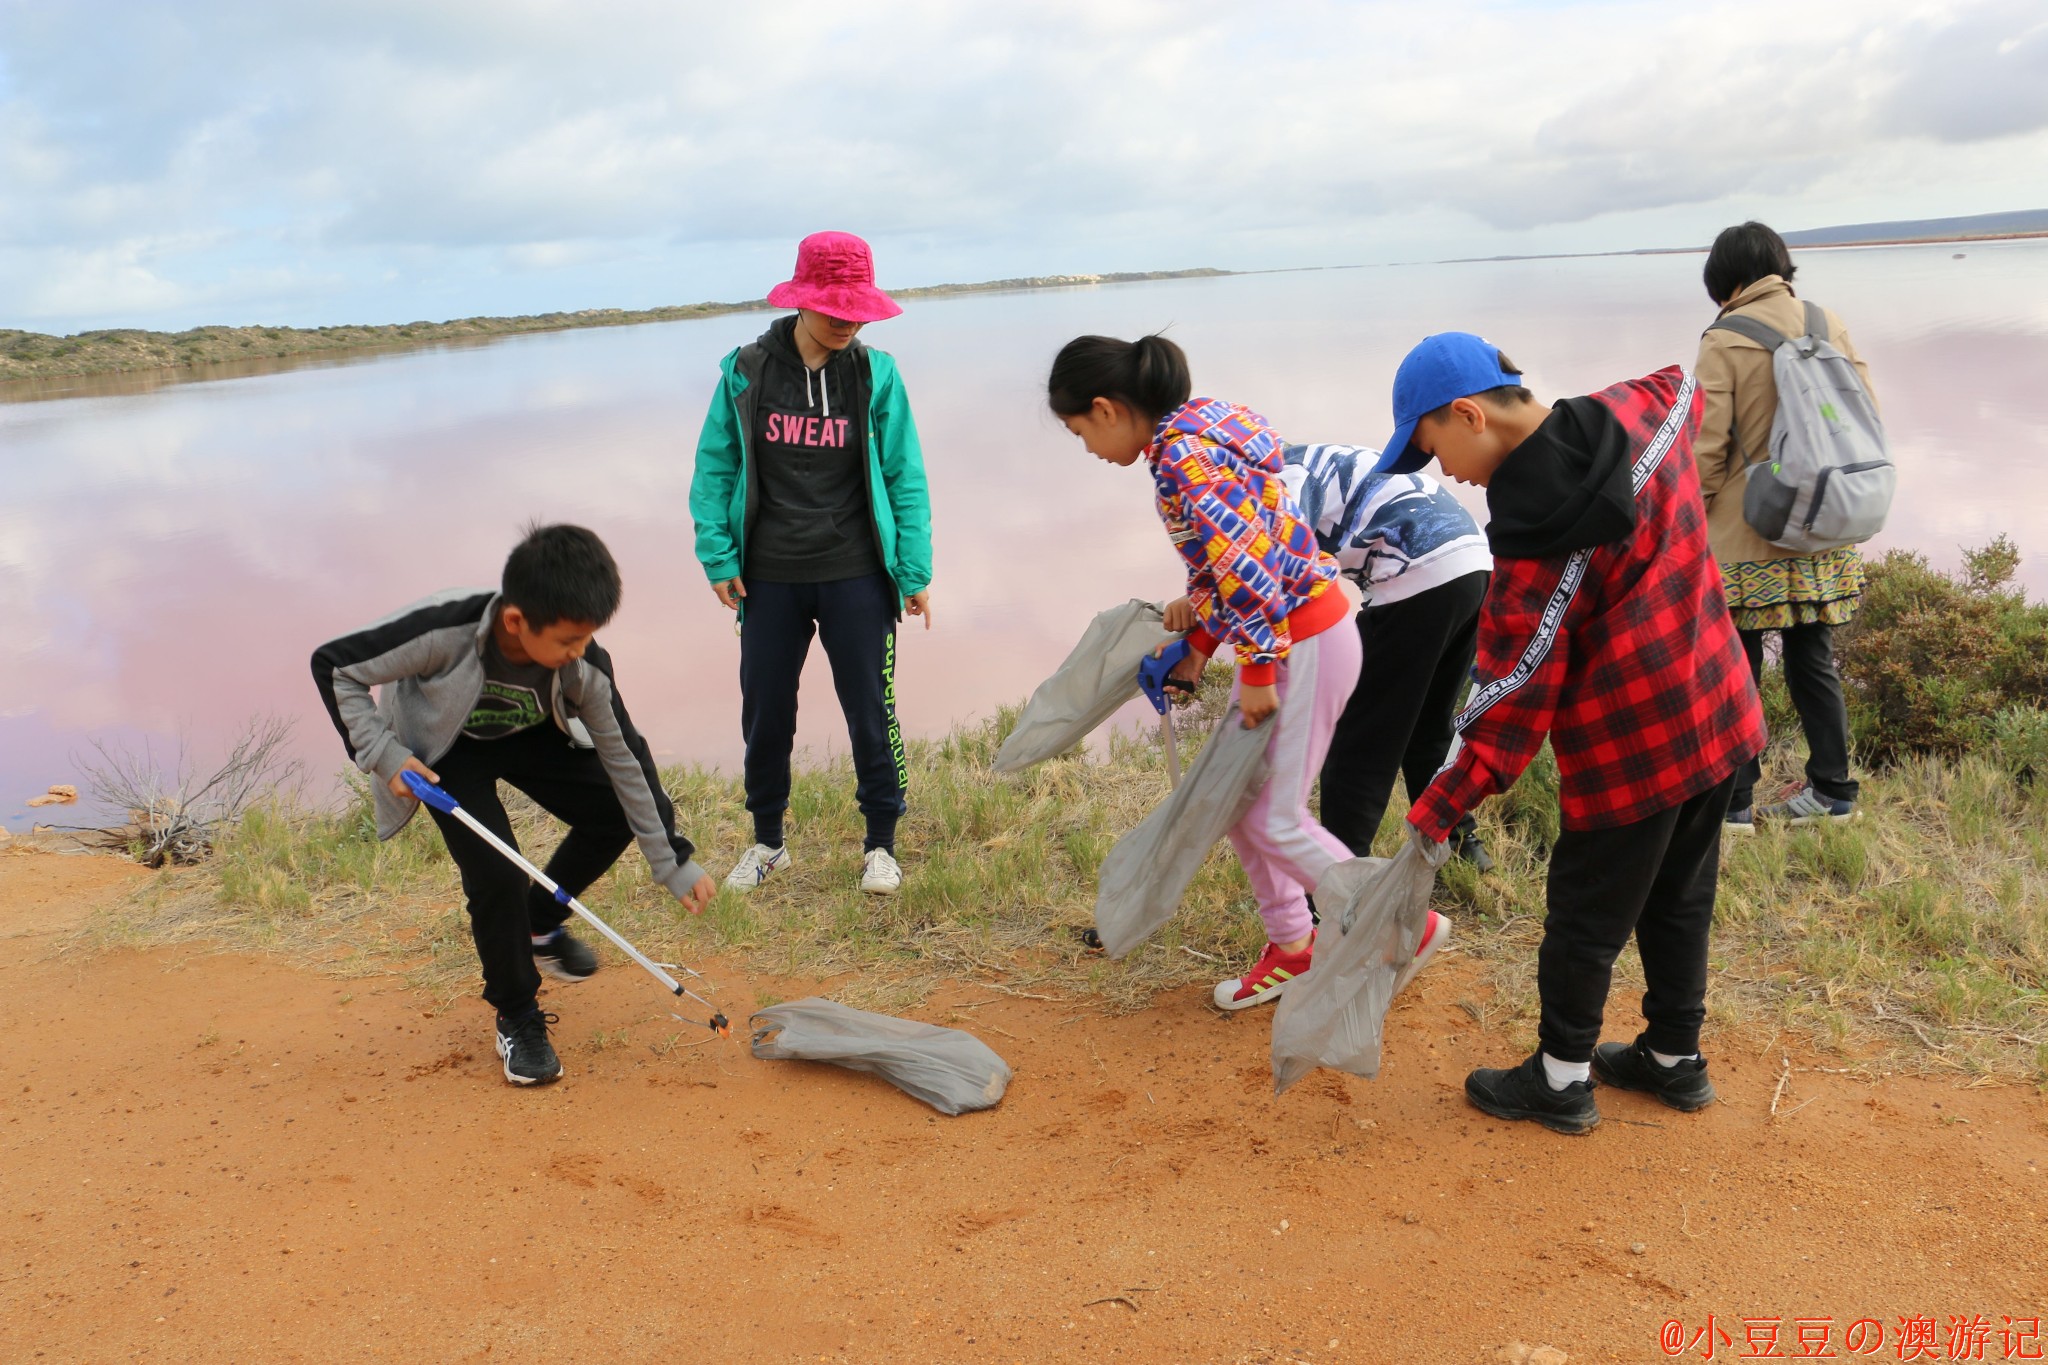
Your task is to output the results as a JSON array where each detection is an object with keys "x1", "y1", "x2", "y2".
[
  {"x1": 1434, "y1": 228, "x2": 2048, "y2": 267},
  {"x1": 8, "y1": 220, "x2": 2045, "y2": 391},
  {"x1": 0, "y1": 268, "x2": 1232, "y2": 387}
]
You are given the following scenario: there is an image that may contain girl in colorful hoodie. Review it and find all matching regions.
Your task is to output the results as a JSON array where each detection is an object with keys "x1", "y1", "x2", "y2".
[{"x1": 1047, "y1": 334, "x2": 1449, "y2": 1010}]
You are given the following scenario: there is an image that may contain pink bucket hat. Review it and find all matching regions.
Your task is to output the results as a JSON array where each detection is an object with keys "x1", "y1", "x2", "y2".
[{"x1": 765, "y1": 231, "x2": 903, "y2": 324}]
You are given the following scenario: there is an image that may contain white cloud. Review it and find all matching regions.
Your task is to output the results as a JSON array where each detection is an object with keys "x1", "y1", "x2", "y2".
[
  {"x1": 1883, "y1": 3, "x2": 2048, "y2": 141},
  {"x1": 12, "y1": 240, "x2": 196, "y2": 318},
  {"x1": 1, "y1": 0, "x2": 2043, "y2": 332}
]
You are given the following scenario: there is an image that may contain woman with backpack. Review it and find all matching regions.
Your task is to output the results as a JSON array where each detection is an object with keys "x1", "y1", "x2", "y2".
[{"x1": 1694, "y1": 221, "x2": 1880, "y2": 831}]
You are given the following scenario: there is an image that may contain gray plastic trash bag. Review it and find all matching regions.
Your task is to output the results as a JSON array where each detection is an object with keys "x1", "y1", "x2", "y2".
[
  {"x1": 993, "y1": 599, "x2": 1178, "y2": 773},
  {"x1": 1270, "y1": 829, "x2": 1450, "y2": 1095},
  {"x1": 748, "y1": 998, "x2": 1012, "y2": 1115},
  {"x1": 1092, "y1": 706, "x2": 1272, "y2": 958}
]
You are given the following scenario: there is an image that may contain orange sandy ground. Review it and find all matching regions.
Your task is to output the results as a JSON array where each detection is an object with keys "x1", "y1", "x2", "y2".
[{"x1": 4, "y1": 849, "x2": 2044, "y2": 1364}]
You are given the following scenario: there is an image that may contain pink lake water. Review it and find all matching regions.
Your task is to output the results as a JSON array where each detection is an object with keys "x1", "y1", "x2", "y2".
[{"x1": 5, "y1": 240, "x2": 2046, "y2": 831}]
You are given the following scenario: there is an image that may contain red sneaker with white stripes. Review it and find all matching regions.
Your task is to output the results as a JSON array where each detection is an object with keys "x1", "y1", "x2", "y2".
[{"x1": 1213, "y1": 933, "x2": 1316, "y2": 1011}]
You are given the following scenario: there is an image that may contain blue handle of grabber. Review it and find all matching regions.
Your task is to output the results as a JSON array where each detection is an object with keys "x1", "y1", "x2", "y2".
[
  {"x1": 401, "y1": 768, "x2": 460, "y2": 815},
  {"x1": 1137, "y1": 639, "x2": 1192, "y2": 715}
]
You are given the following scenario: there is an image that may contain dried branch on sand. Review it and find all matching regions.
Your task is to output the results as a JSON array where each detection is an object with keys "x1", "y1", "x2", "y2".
[{"x1": 79, "y1": 716, "x2": 301, "y2": 867}]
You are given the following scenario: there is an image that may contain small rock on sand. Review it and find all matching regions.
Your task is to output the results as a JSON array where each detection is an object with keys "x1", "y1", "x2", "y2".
[{"x1": 1497, "y1": 1345, "x2": 1569, "y2": 1365}]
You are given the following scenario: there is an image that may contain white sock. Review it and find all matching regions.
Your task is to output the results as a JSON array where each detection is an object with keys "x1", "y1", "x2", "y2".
[
  {"x1": 1649, "y1": 1048, "x2": 1699, "y2": 1068},
  {"x1": 1540, "y1": 1052, "x2": 1591, "y2": 1090},
  {"x1": 531, "y1": 929, "x2": 560, "y2": 946}
]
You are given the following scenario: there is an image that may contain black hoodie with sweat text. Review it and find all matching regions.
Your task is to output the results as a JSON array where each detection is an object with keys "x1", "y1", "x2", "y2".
[{"x1": 744, "y1": 316, "x2": 883, "y2": 583}]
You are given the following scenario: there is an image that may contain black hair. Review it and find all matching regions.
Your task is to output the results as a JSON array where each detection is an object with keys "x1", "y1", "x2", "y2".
[
  {"x1": 1422, "y1": 349, "x2": 1534, "y2": 424},
  {"x1": 1046, "y1": 333, "x2": 1192, "y2": 423},
  {"x1": 501, "y1": 522, "x2": 622, "y2": 629},
  {"x1": 1703, "y1": 221, "x2": 1797, "y2": 306}
]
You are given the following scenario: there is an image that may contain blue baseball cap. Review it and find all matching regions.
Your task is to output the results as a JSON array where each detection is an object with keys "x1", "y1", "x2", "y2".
[{"x1": 1377, "y1": 332, "x2": 1526, "y2": 474}]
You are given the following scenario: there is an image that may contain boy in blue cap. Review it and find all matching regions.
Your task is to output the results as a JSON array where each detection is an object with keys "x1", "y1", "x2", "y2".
[{"x1": 1383, "y1": 334, "x2": 1764, "y2": 1134}]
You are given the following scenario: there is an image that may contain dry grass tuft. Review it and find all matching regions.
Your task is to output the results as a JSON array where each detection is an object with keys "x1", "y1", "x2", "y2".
[{"x1": 66, "y1": 677, "x2": 2048, "y2": 1080}]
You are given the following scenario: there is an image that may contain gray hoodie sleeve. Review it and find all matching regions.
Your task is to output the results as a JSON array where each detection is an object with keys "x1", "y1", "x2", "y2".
[
  {"x1": 568, "y1": 644, "x2": 707, "y2": 900},
  {"x1": 311, "y1": 591, "x2": 493, "y2": 783}
]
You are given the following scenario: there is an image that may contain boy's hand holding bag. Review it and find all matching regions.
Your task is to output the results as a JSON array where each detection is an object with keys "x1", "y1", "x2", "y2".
[{"x1": 1269, "y1": 825, "x2": 1449, "y2": 1095}]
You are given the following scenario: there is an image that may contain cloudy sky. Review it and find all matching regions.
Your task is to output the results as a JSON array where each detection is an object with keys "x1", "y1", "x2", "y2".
[{"x1": 4, "y1": 0, "x2": 2044, "y2": 334}]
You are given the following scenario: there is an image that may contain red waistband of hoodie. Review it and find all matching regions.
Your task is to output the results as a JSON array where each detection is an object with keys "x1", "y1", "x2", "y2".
[{"x1": 1189, "y1": 586, "x2": 1350, "y2": 687}]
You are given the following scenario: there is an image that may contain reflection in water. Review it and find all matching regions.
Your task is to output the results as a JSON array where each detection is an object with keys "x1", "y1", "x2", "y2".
[
  {"x1": 0, "y1": 331, "x2": 553, "y2": 405},
  {"x1": 4, "y1": 241, "x2": 2045, "y2": 831}
]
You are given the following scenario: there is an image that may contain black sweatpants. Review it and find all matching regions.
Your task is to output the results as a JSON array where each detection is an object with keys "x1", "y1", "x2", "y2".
[
  {"x1": 1732, "y1": 623, "x2": 1858, "y2": 811},
  {"x1": 423, "y1": 726, "x2": 635, "y2": 1016},
  {"x1": 1318, "y1": 571, "x2": 1489, "y2": 856},
  {"x1": 740, "y1": 573, "x2": 906, "y2": 851},
  {"x1": 1536, "y1": 771, "x2": 1736, "y2": 1064}
]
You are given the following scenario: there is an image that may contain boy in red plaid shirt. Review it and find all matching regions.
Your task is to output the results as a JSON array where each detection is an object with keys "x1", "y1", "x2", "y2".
[{"x1": 1378, "y1": 333, "x2": 1765, "y2": 1134}]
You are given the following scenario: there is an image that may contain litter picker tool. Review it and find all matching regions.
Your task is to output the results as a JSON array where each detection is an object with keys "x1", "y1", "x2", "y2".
[
  {"x1": 1136, "y1": 638, "x2": 1197, "y2": 791},
  {"x1": 402, "y1": 770, "x2": 730, "y2": 1036}
]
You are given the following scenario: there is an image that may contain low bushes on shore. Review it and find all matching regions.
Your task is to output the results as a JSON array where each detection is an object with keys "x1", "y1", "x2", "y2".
[
  {"x1": 80, "y1": 703, "x2": 2048, "y2": 1082},
  {"x1": 1838, "y1": 536, "x2": 2048, "y2": 765}
]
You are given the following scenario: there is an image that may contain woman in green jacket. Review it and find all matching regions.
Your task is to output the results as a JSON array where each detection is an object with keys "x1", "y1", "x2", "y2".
[{"x1": 689, "y1": 232, "x2": 934, "y2": 896}]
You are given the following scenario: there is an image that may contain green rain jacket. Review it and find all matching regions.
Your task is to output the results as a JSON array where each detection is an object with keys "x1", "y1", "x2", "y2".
[{"x1": 688, "y1": 336, "x2": 933, "y2": 612}]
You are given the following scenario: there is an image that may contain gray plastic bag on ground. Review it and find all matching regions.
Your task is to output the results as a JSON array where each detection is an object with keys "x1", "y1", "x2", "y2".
[
  {"x1": 1270, "y1": 830, "x2": 1450, "y2": 1095},
  {"x1": 748, "y1": 998, "x2": 1012, "y2": 1115},
  {"x1": 993, "y1": 599, "x2": 1178, "y2": 773},
  {"x1": 1092, "y1": 707, "x2": 1272, "y2": 958}
]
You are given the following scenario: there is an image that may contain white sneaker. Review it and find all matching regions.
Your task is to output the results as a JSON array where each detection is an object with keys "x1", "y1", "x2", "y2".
[
  {"x1": 1393, "y1": 910, "x2": 1451, "y2": 997},
  {"x1": 724, "y1": 843, "x2": 791, "y2": 891},
  {"x1": 860, "y1": 847, "x2": 902, "y2": 896}
]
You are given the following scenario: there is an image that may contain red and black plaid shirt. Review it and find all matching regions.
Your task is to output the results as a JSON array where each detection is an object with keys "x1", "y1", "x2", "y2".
[{"x1": 1411, "y1": 366, "x2": 1765, "y2": 839}]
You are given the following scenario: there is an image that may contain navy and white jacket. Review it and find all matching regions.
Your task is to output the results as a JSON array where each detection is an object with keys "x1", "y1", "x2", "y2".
[{"x1": 1279, "y1": 444, "x2": 1492, "y2": 607}]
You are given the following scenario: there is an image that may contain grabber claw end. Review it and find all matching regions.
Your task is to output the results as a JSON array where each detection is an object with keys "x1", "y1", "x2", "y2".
[{"x1": 710, "y1": 1013, "x2": 731, "y2": 1037}]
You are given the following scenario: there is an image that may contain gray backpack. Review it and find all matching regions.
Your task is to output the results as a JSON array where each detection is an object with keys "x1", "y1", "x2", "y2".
[{"x1": 1708, "y1": 299, "x2": 1893, "y2": 553}]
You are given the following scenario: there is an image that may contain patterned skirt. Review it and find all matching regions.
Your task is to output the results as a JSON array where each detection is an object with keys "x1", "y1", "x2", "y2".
[{"x1": 1722, "y1": 545, "x2": 1866, "y2": 632}]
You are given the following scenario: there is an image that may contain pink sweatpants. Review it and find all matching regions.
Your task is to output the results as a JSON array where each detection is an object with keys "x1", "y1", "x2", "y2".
[{"x1": 1225, "y1": 624, "x2": 1364, "y2": 946}]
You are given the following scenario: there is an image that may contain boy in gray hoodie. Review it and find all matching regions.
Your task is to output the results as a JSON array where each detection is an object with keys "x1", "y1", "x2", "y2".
[{"x1": 312, "y1": 524, "x2": 715, "y2": 1086}]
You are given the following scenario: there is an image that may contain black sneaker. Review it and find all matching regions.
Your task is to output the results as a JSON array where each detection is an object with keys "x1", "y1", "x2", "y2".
[
  {"x1": 1592, "y1": 1036, "x2": 1716, "y2": 1112},
  {"x1": 1450, "y1": 828, "x2": 1494, "y2": 874},
  {"x1": 494, "y1": 1008, "x2": 563, "y2": 1086},
  {"x1": 1464, "y1": 1052, "x2": 1600, "y2": 1135},
  {"x1": 533, "y1": 928, "x2": 598, "y2": 982}
]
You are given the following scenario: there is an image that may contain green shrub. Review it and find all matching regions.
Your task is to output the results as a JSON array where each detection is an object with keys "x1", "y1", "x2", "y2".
[
  {"x1": 1835, "y1": 537, "x2": 2048, "y2": 760},
  {"x1": 1756, "y1": 662, "x2": 1795, "y2": 741},
  {"x1": 1991, "y1": 704, "x2": 2048, "y2": 786}
]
